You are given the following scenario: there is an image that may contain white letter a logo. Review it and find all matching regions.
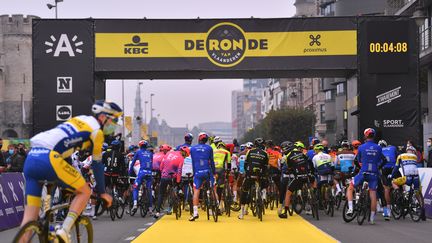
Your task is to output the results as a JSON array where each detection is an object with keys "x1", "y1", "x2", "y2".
[{"x1": 54, "y1": 34, "x2": 75, "y2": 57}]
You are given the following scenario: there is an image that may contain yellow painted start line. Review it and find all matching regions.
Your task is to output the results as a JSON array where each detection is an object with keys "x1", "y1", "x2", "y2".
[{"x1": 133, "y1": 208, "x2": 339, "y2": 243}]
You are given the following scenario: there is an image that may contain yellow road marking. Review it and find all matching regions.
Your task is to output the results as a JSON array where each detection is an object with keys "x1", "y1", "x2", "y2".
[{"x1": 133, "y1": 209, "x2": 338, "y2": 243}]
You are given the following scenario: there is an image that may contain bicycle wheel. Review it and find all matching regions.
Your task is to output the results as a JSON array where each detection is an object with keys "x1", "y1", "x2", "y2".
[
  {"x1": 140, "y1": 187, "x2": 149, "y2": 218},
  {"x1": 224, "y1": 186, "x2": 232, "y2": 217},
  {"x1": 95, "y1": 197, "x2": 105, "y2": 216},
  {"x1": 257, "y1": 193, "x2": 263, "y2": 221},
  {"x1": 311, "y1": 190, "x2": 319, "y2": 220},
  {"x1": 210, "y1": 188, "x2": 219, "y2": 222},
  {"x1": 335, "y1": 192, "x2": 343, "y2": 210},
  {"x1": 70, "y1": 216, "x2": 93, "y2": 243},
  {"x1": 293, "y1": 192, "x2": 304, "y2": 215},
  {"x1": 356, "y1": 195, "x2": 367, "y2": 225},
  {"x1": 325, "y1": 187, "x2": 334, "y2": 217},
  {"x1": 391, "y1": 190, "x2": 403, "y2": 220},
  {"x1": 12, "y1": 221, "x2": 43, "y2": 243},
  {"x1": 342, "y1": 200, "x2": 356, "y2": 223},
  {"x1": 116, "y1": 195, "x2": 126, "y2": 219},
  {"x1": 409, "y1": 192, "x2": 422, "y2": 222},
  {"x1": 109, "y1": 199, "x2": 117, "y2": 221}
]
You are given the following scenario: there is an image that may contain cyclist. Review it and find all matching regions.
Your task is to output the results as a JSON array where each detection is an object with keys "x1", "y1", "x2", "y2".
[
  {"x1": 233, "y1": 143, "x2": 250, "y2": 204},
  {"x1": 175, "y1": 133, "x2": 194, "y2": 151},
  {"x1": 178, "y1": 146, "x2": 193, "y2": 211},
  {"x1": 379, "y1": 139, "x2": 398, "y2": 220},
  {"x1": 189, "y1": 132, "x2": 216, "y2": 221},
  {"x1": 307, "y1": 138, "x2": 320, "y2": 161},
  {"x1": 155, "y1": 148, "x2": 183, "y2": 218},
  {"x1": 346, "y1": 128, "x2": 384, "y2": 224},
  {"x1": 334, "y1": 140, "x2": 355, "y2": 195},
  {"x1": 279, "y1": 141, "x2": 311, "y2": 218},
  {"x1": 238, "y1": 138, "x2": 269, "y2": 220},
  {"x1": 266, "y1": 140, "x2": 282, "y2": 198},
  {"x1": 103, "y1": 140, "x2": 126, "y2": 200},
  {"x1": 352, "y1": 140, "x2": 362, "y2": 155},
  {"x1": 213, "y1": 142, "x2": 231, "y2": 213},
  {"x1": 129, "y1": 140, "x2": 154, "y2": 215},
  {"x1": 153, "y1": 144, "x2": 171, "y2": 177},
  {"x1": 21, "y1": 100, "x2": 122, "y2": 242},
  {"x1": 312, "y1": 143, "x2": 334, "y2": 208}
]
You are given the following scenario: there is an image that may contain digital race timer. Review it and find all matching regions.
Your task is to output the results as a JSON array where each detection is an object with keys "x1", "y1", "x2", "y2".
[{"x1": 369, "y1": 42, "x2": 408, "y2": 53}]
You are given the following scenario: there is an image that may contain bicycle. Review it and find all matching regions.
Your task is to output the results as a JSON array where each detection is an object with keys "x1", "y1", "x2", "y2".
[
  {"x1": 129, "y1": 175, "x2": 151, "y2": 217},
  {"x1": 13, "y1": 181, "x2": 96, "y2": 243},
  {"x1": 202, "y1": 173, "x2": 218, "y2": 222},
  {"x1": 222, "y1": 171, "x2": 234, "y2": 217},
  {"x1": 166, "y1": 173, "x2": 182, "y2": 220},
  {"x1": 319, "y1": 174, "x2": 335, "y2": 217},
  {"x1": 105, "y1": 175, "x2": 125, "y2": 221},
  {"x1": 181, "y1": 173, "x2": 194, "y2": 216},
  {"x1": 391, "y1": 176, "x2": 423, "y2": 222},
  {"x1": 303, "y1": 174, "x2": 319, "y2": 220},
  {"x1": 353, "y1": 173, "x2": 371, "y2": 225},
  {"x1": 249, "y1": 175, "x2": 265, "y2": 221},
  {"x1": 266, "y1": 173, "x2": 279, "y2": 211}
]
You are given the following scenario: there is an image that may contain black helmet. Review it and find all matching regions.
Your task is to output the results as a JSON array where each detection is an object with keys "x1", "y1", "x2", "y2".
[
  {"x1": 254, "y1": 138, "x2": 265, "y2": 147},
  {"x1": 280, "y1": 141, "x2": 294, "y2": 154},
  {"x1": 265, "y1": 140, "x2": 274, "y2": 147}
]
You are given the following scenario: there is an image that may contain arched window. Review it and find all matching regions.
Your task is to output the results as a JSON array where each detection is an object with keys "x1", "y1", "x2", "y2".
[{"x1": 2, "y1": 129, "x2": 18, "y2": 138}]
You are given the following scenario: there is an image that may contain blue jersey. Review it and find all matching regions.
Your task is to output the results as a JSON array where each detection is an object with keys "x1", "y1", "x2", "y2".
[
  {"x1": 190, "y1": 144, "x2": 215, "y2": 174},
  {"x1": 357, "y1": 141, "x2": 384, "y2": 174},
  {"x1": 129, "y1": 148, "x2": 153, "y2": 174},
  {"x1": 175, "y1": 143, "x2": 192, "y2": 151},
  {"x1": 306, "y1": 149, "x2": 315, "y2": 161},
  {"x1": 382, "y1": 145, "x2": 397, "y2": 169}
]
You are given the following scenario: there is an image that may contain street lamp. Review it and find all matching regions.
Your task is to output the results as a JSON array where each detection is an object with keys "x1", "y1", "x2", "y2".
[
  {"x1": 150, "y1": 93, "x2": 155, "y2": 119},
  {"x1": 144, "y1": 101, "x2": 149, "y2": 124},
  {"x1": 47, "y1": 0, "x2": 63, "y2": 19}
]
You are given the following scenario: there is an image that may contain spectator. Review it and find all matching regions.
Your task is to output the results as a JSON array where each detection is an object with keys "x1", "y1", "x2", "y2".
[
  {"x1": 407, "y1": 140, "x2": 424, "y2": 167},
  {"x1": 427, "y1": 138, "x2": 432, "y2": 167},
  {"x1": 6, "y1": 143, "x2": 27, "y2": 172},
  {"x1": 0, "y1": 138, "x2": 6, "y2": 173}
]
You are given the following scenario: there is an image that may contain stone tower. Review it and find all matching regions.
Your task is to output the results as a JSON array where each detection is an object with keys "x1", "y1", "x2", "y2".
[
  {"x1": 0, "y1": 15, "x2": 38, "y2": 139},
  {"x1": 132, "y1": 82, "x2": 143, "y2": 145}
]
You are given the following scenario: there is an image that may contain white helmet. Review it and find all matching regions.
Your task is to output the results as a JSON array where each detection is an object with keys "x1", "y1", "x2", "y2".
[{"x1": 92, "y1": 100, "x2": 123, "y2": 120}]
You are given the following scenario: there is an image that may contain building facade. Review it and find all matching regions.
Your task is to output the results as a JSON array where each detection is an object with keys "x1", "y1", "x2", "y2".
[{"x1": 0, "y1": 15, "x2": 36, "y2": 139}]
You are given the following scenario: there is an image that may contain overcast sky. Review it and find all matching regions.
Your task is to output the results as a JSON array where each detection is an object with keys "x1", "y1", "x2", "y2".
[{"x1": 3, "y1": 0, "x2": 296, "y2": 127}]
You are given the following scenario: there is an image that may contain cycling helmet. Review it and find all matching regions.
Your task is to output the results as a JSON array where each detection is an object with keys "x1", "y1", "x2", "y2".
[
  {"x1": 92, "y1": 100, "x2": 123, "y2": 122},
  {"x1": 378, "y1": 140, "x2": 388, "y2": 147},
  {"x1": 280, "y1": 141, "x2": 294, "y2": 154},
  {"x1": 217, "y1": 142, "x2": 226, "y2": 149},
  {"x1": 340, "y1": 140, "x2": 350, "y2": 148},
  {"x1": 352, "y1": 140, "x2": 361, "y2": 147},
  {"x1": 214, "y1": 136, "x2": 222, "y2": 144},
  {"x1": 363, "y1": 128, "x2": 376, "y2": 138},
  {"x1": 274, "y1": 146, "x2": 281, "y2": 152},
  {"x1": 245, "y1": 142, "x2": 253, "y2": 149},
  {"x1": 179, "y1": 146, "x2": 190, "y2": 157},
  {"x1": 111, "y1": 140, "x2": 121, "y2": 146},
  {"x1": 184, "y1": 133, "x2": 194, "y2": 143},
  {"x1": 240, "y1": 144, "x2": 246, "y2": 151},
  {"x1": 138, "y1": 140, "x2": 149, "y2": 148},
  {"x1": 406, "y1": 145, "x2": 416, "y2": 153},
  {"x1": 294, "y1": 141, "x2": 305, "y2": 150},
  {"x1": 314, "y1": 143, "x2": 325, "y2": 151},
  {"x1": 159, "y1": 144, "x2": 172, "y2": 153},
  {"x1": 198, "y1": 132, "x2": 209, "y2": 143},
  {"x1": 311, "y1": 138, "x2": 320, "y2": 146},
  {"x1": 102, "y1": 143, "x2": 108, "y2": 150},
  {"x1": 128, "y1": 145, "x2": 135, "y2": 151},
  {"x1": 254, "y1": 138, "x2": 265, "y2": 147}
]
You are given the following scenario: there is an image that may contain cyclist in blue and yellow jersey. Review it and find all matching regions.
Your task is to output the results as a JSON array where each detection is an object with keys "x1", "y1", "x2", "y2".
[
  {"x1": 21, "y1": 100, "x2": 122, "y2": 242},
  {"x1": 175, "y1": 133, "x2": 193, "y2": 151},
  {"x1": 213, "y1": 142, "x2": 231, "y2": 213},
  {"x1": 129, "y1": 140, "x2": 154, "y2": 215},
  {"x1": 346, "y1": 128, "x2": 385, "y2": 225},
  {"x1": 189, "y1": 132, "x2": 217, "y2": 221},
  {"x1": 312, "y1": 143, "x2": 334, "y2": 207},
  {"x1": 379, "y1": 139, "x2": 398, "y2": 220}
]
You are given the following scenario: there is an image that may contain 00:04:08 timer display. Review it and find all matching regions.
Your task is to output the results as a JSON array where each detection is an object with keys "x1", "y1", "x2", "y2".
[{"x1": 369, "y1": 42, "x2": 408, "y2": 53}]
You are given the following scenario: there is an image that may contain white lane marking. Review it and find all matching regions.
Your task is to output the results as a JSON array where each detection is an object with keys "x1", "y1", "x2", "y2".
[
  {"x1": 137, "y1": 228, "x2": 147, "y2": 232},
  {"x1": 145, "y1": 222, "x2": 153, "y2": 226},
  {"x1": 124, "y1": 236, "x2": 136, "y2": 241}
]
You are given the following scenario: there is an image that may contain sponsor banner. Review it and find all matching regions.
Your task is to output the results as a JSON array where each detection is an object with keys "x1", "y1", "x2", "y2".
[
  {"x1": 33, "y1": 20, "x2": 94, "y2": 134},
  {"x1": 358, "y1": 18, "x2": 420, "y2": 146},
  {"x1": 94, "y1": 18, "x2": 357, "y2": 71},
  {"x1": 0, "y1": 173, "x2": 25, "y2": 231},
  {"x1": 422, "y1": 168, "x2": 432, "y2": 218}
]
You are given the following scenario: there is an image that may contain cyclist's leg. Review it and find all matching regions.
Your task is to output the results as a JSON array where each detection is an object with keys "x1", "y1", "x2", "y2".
[
  {"x1": 156, "y1": 178, "x2": 169, "y2": 213},
  {"x1": 133, "y1": 171, "x2": 144, "y2": 204},
  {"x1": 48, "y1": 151, "x2": 89, "y2": 232},
  {"x1": 368, "y1": 175, "x2": 379, "y2": 221},
  {"x1": 347, "y1": 173, "x2": 363, "y2": 210},
  {"x1": 190, "y1": 172, "x2": 205, "y2": 219},
  {"x1": 239, "y1": 177, "x2": 252, "y2": 217},
  {"x1": 145, "y1": 175, "x2": 153, "y2": 208}
]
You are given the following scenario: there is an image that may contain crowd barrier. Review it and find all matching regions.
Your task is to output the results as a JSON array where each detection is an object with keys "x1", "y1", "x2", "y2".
[
  {"x1": 0, "y1": 173, "x2": 25, "y2": 231},
  {"x1": 419, "y1": 168, "x2": 432, "y2": 218}
]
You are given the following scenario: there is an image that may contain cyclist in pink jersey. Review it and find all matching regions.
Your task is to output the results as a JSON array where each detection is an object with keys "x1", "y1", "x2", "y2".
[
  {"x1": 153, "y1": 144, "x2": 171, "y2": 172},
  {"x1": 155, "y1": 150, "x2": 184, "y2": 218}
]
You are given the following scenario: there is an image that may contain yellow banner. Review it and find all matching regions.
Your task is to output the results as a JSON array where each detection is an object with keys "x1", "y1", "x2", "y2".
[
  {"x1": 140, "y1": 124, "x2": 148, "y2": 138},
  {"x1": 124, "y1": 116, "x2": 132, "y2": 132},
  {"x1": 95, "y1": 31, "x2": 357, "y2": 58}
]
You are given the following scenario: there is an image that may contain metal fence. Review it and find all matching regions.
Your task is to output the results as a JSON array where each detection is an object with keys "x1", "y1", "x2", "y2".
[
  {"x1": 387, "y1": 0, "x2": 417, "y2": 15},
  {"x1": 420, "y1": 24, "x2": 431, "y2": 51}
]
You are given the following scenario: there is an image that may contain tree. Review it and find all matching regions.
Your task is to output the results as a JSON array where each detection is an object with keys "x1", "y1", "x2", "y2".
[{"x1": 241, "y1": 108, "x2": 316, "y2": 145}]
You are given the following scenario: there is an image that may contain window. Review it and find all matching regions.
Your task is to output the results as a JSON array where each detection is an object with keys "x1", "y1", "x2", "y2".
[
  {"x1": 320, "y1": 104, "x2": 325, "y2": 124},
  {"x1": 325, "y1": 90, "x2": 334, "y2": 101},
  {"x1": 336, "y1": 83, "x2": 345, "y2": 95}
]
